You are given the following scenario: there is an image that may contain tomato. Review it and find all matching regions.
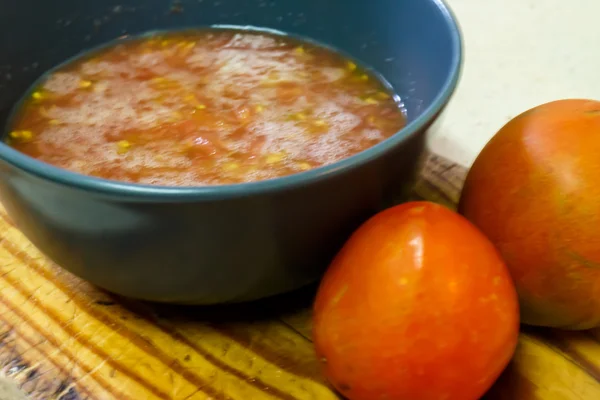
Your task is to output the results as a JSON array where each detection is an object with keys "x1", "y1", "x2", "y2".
[
  {"x1": 313, "y1": 201, "x2": 519, "y2": 400},
  {"x1": 459, "y1": 99, "x2": 600, "y2": 329}
]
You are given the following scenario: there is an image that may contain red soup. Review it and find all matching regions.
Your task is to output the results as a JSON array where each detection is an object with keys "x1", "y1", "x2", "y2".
[{"x1": 5, "y1": 29, "x2": 406, "y2": 186}]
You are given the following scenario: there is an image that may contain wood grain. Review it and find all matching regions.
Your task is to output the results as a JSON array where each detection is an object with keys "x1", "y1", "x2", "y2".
[{"x1": 0, "y1": 154, "x2": 598, "y2": 399}]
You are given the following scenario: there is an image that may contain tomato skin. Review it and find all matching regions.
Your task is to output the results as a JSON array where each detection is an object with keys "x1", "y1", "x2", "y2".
[
  {"x1": 313, "y1": 201, "x2": 519, "y2": 400},
  {"x1": 459, "y1": 99, "x2": 600, "y2": 329}
]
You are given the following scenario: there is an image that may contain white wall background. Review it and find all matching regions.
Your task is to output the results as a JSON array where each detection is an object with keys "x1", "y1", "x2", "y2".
[{"x1": 428, "y1": 0, "x2": 600, "y2": 167}]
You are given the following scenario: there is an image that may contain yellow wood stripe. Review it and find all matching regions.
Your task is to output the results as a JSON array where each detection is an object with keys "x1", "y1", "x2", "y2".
[
  {"x1": 280, "y1": 309, "x2": 314, "y2": 341},
  {"x1": 202, "y1": 319, "x2": 323, "y2": 382},
  {"x1": 506, "y1": 334, "x2": 600, "y2": 399},
  {"x1": 0, "y1": 296, "x2": 113, "y2": 399},
  {"x1": 544, "y1": 330, "x2": 600, "y2": 380},
  {"x1": 0, "y1": 317, "x2": 92, "y2": 399},
  {"x1": 0, "y1": 242, "x2": 285, "y2": 400},
  {"x1": 0, "y1": 212, "x2": 338, "y2": 399},
  {"x1": 0, "y1": 273, "x2": 150, "y2": 399},
  {"x1": 169, "y1": 322, "x2": 336, "y2": 399},
  {"x1": 111, "y1": 319, "x2": 337, "y2": 400}
]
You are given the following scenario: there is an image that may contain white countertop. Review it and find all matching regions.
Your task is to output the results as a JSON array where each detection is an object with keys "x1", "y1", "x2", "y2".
[{"x1": 428, "y1": 0, "x2": 600, "y2": 167}]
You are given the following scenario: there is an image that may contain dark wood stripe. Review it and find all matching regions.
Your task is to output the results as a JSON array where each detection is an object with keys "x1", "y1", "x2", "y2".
[
  {"x1": 0, "y1": 313, "x2": 95, "y2": 400},
  {"x1": 0, "y1": 213, "x2": 15, "y2": 228},
  {"x1": 585, "y1": 328, "x2": 600, "y2": 344},
  {"x1": 521, "y1": 327, "x2": 600, "y2": 383},
  {"x1": 413, "y1": 178, "x2": 457, "y2": 208},
  {"x1": 481, "y1": 360, "x2": 538, "y2": 400},
  {"x1": 0, "y1": 223, "x2": 292, "y2": 400},
  {"x1": 279, "y1": 318, "x2": 313, "y2": 342},
  {"x1": 0, "y1": 291, "x2": 129, "y2": 400},
  {"x1": 122, "y1": 298, "x2": 324, "y2": 395},
  {"x1": 0, "y1": 238, "x2": 220, "y2": 400},
  {"x1": 133, "y1": 316, "x2": 301, "y2": 400},
  {"x1": 425, "y1": 155, "x2": 467, "y2": 192},
  {"x1": 543, "y1": 330, "x2": 600, "y2": 382},
  {"x1": 211, "y1": 324, "x2": 327, "y2": 385}
]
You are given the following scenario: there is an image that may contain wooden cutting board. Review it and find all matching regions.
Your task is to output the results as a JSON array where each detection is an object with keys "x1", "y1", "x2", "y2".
[{"x1": 0, "y1": 153, "x2": 599, "y2": 400}]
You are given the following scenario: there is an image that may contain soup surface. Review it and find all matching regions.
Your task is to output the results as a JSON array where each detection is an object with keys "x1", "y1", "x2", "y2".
[{"x1": 6, "y1": 29, "x2": 406, "y2": 186}]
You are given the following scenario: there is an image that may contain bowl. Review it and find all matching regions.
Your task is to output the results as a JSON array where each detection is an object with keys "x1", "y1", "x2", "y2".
[{"x1": 0, "y1": 0, "x2": 462, "y2": 304}]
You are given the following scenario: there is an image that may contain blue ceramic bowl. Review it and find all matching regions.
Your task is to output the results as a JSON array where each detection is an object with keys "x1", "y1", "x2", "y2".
[{"x1": 0, "y1": 0, "x2": 462, "y2": 304}]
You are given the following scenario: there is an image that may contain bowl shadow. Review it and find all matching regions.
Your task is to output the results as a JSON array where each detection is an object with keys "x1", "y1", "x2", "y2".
[{"x1": 108, "y1": 281, "x2": 318, "y2": 325}]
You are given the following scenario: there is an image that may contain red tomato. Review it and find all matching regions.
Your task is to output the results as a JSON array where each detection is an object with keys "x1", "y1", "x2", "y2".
[
  {"x1": 459, "y1": 99, "x2": 600, "y2": 329},
  {"x1": 313, "y1": 201, "x2": 519, "y2": 400}
]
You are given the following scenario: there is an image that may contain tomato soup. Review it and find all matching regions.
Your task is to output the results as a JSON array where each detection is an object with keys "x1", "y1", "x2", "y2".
[{"x1": 5, "y1": 29, "x2": 406, "y2": 186}]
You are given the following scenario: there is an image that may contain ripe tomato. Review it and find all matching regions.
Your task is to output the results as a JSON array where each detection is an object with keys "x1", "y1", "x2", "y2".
[
  {"x1": 459, "y1": 99, "x2": 600, "y2": 329},
  {"x1": 313, "y1": 201, "x2": 519, "y2": 400}
]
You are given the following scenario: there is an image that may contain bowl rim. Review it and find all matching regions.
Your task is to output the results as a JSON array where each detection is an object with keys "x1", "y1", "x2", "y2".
[{"x1": 0, "y1": 0, "x2": 463, "y2": 201}]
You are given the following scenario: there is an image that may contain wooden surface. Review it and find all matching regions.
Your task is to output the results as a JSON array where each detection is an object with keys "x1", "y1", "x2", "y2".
[{"x1": 0, "y1": 154, "x2": 599, "y2": 400}]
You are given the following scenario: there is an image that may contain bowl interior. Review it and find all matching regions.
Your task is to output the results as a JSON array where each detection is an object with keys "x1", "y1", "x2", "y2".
[
  {"x1": 0, "y1": 0, "x2": 461, "y2": 199},
  {"x1": 0, "y1": 0, "x2": 459, "y2": 127}
]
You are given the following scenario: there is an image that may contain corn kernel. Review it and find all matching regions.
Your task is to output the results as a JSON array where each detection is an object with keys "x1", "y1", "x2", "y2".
[
  {"x1": 292, "y1": 112, "x2": 307, "y2": 121},
  {"x1": 313, "y1": 119, "x2": 327, "y2": 127},
  {"x1": 255, "y1": 105, "x2": 265, "y2": 113},
  {"x1": 360, "y1": 74, "x2": 369, "y2": 81},
  {"x1": 116, "y1": 140, "x2": 131, "y2": 154},
  {"x1": 266, "y1": 153, "x2": 285, "y2": 164},
  {"x1": 297, "y1": 162, "x2": 312, "y2": 171},
  {"x1": 363, "y1": 97, "x2": 379, "y2": 105},
  {"x1": 223, "y1": 162, "x2": 239, "y2": 171},
  {"x1": 347, "y1": 61, "x2": 357, "y2": 71},
  {"x1": 376, "y1": 91, "x2": 391, "y2": 100},
  {"x1": 32, "y1": 91, "x2": 44, "y2": 100},
  {"x1": 9, "y1": 130, "x2": 34, "y2": 142},
  {"x1": 79, "y1": 80, "x2": 93, "y2": 89},
  {"x1": 294, "y1": 46, "x2": 305, "y2": 54},
  {"x1": 195, "y1": 104, "x2": 206, "y2": 110},
  {"x1": 49, "y1": 119, "x2": 61, "y2": 125}
]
